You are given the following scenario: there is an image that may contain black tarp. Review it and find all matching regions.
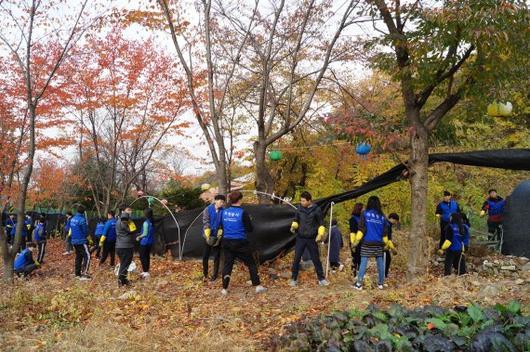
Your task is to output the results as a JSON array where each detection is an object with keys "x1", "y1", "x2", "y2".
[
  {"x1": 502, "y1": 180, "x2": 530, "y2": 257},
  {"x1": 159, "y1": 148, "x2": 530, "y2": 261}
]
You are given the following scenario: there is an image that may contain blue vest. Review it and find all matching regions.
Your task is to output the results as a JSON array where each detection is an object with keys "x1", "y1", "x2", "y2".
[
  {"x1": 95, "y1": 222, "x2": 105, "y2": 237},
  {"x1": 14, "y1": 249, "x2": 32, "y2": 270},
  {"x1": 70, "y1": 213, "x2": 88, "y2": 245},
  {"x1": 103, "y1": 218, "x2": 117, "y2": 242},
  {"x1": 439, "y1": 200, "x2": 458, "y2": 222},
  {"x1": 140, "y1": 219, "x2": 154, "y2": 246},
  {"x1": 487, "y1": 199, "x2": 505, "y2": 216},
  {"x1": 208, "y1": 204, "x2": 223, "y2": 233},
  {"x1": 33, "y1": 223, "x2": 46, "y2": 242},
  {"x1": 222, "y1": 206, "x2": 246, "y2": 240},
  {"x1": 449, "y1": 224, "x2": 469, "y2": 251},
  {"x1": 362, "y1": 210, "x2": 385, "y2": 242}
]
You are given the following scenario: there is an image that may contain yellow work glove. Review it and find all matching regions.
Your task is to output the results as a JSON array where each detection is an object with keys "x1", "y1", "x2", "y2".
[
  {"x1": 26, "y1": 224, "x2": 31, "y2": 230},
  {"x1": 128, "y1": 221, "x2": 137, "y2": 232},
  {"x1": 479, "y1": 210, "x2": 486, "y2": 217},
  {"x1": 217, "y1": 229, "x2": 223, "y2": 238},
  {"x1": 290, "y1": 221, "x2": 299, "y2": 234},
  {"x1": 204, "y1": 228, "x2": 211, "y2": 240},
  {"x1": 436, "y1": 214, "x2": 441, "y2": 218},
  {"x1": 99, "y1": 236, "x2": 106, "y2": 247},
  {"x1": 437, "y1": 249, "x2": 445, "y2": 256},
  {"x1": 438, "y1": 239, "x2": 452, "y2": 255},
  {"x1": 88, "y1": 237, "x2": 94, "y2": 246},
  {"x1": 383, "y1": 236, "x2": 395, "y2": 250},
  {"x1": 349, "y1": 232, "x2": 356, "y2": 246},
  {"x1": 67, "y1": 229, "x2": 71, "y2": 238},
  {"x1": 316, "y1": 226, "x2": 326, "y2": 242},
  {"x1": 35, "y1": 261, "x2": 41, "y2": 268},
  {"x1": 351, "y1": 231, "x2": 363, "y2": 247}
]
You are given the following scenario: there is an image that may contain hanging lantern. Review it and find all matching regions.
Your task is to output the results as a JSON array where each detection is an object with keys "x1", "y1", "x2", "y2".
[
  {"x1": 269, "y1": 150, "x2": 282, "y2": 161},
  {"x1": 355, "y1": 142, "x2": 372, "y2": 156},
  {"x1": 487, "y1": 101, "x2": 512, "y2": 117},
  {"x1": 201, "y1": 183, "x2": 211, "y2": 191}
]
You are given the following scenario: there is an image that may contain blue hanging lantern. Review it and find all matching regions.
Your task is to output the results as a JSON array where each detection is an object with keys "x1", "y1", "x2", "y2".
[{"x1": 355, "y1": 142, "x2": 372, "y2": 156}]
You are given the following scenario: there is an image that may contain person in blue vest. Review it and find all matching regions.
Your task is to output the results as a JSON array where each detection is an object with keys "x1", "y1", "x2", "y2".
[
  {"x1": 70, "y1": 205, "x2": 91, "y2": 280},
  {"x1": 63, "y1": 212, "x2": 74, "y2": 255},
  {"x1": 438, "y1": 212, "x2": 469, "y2": 276},
  {"x1": 480, "y1": 189, "x2": 506, "y2": 241},
  {"x1": 5, "y1": 213, "x2": 16, "y2": 245},
  {"x1": 351, "y1": 196, "x2": 394, "y2": 290},
  {"x1": 14, "y1": 243, "x2": 40, "y2": 277},
  {"x1": 385, "y1": 213, "x2": 400, "y2": 278},
  {"x1": 289, "y1": 191, "x2": 329, "y2": 287},
  {"x1": 136, "y1": 208, "x2": 155, "y2": 279},
  {"x1": 349, "y1": 203, "x2": 363, "y2": 277},
  {"x1": 202, "y1": 194, "x2": 225, "y2": 282},
  {"x1": 435, "y1": 191, "x2": 460, "y2": 249},
  {"x1": 91, "y1": 219, "x2": 106, "y2": 258},
  {"x1": 32, "y1": 215, "x2": 47, "y2": 264},
  {"x1": 220, "y1": 191, "x2": 266, "y2": 295},
  {"x1": 326, "y1": 219, "x2": 344, "y2": 272},
  {"x1": 99, "y1": 210, "x2": 117, "y2": 267},
  {"x1": 18, "y1": 213, "x2": 32, "y2": 251}
]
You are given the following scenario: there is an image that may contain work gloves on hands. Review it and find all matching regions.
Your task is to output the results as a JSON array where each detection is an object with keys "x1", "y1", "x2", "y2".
[
  {"x1": 437, "y1": 239, "x2": 452, "y2": 255},
  {"x1": 290, "y1": 221, "x2": 299, "y2": 234},
  {"x1": 315, "y1": 226, "x2": 326, "y2": 242}
]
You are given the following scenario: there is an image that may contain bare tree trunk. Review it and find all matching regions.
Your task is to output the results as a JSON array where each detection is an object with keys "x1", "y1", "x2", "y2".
[
  {"x1": 253, "y1": 142, "x2": 274, "y2": 201},
  {"x1": 406, "y1": 123, "x2": 429, "y2": 280}
]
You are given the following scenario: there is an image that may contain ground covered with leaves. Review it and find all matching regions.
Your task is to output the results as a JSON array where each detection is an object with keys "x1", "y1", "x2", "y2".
[{"x1": 0, "y1": 237, "x2": 529, "y2": 351}]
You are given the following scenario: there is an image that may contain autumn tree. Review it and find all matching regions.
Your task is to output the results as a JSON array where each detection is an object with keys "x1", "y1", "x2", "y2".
[
  {"x1": 67, "y1": 28, "x2": 189, "y2": 217},
  {"x1": 0, "y1": 0, "x2": 93, "y2": 281},
  {"x1": 356, "y1": 0, "x2": 529, "y2": 279}
]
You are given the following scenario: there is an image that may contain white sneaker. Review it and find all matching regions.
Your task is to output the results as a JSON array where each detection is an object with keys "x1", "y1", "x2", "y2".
[
  {"x1": 318, "y1": 279, "x2": 330, "y2": 286},
  {"x1": 353, "y1": 283, "x2": 363, "y2": 290},
  {"x1": 141, "y1": 272, "x2": 150, "y2": 279},
  {"x1": 255, "y1": 285, "x2": 267, "y2": 294},
  {"x1": 62, "y1": 251, "x2": 71, "y2": 256},
  {"x1": 78, "y1": 276, "x2": 91, "y2": 281},
  {"x1": 338, "y1": 264, "x2": 345, "y2": 272},
  {"x1": 289, "y1": 279, "x2": 298, "y2": 287},
  {"x1": 221, "y1": 289, "x2": 228, "y2": 296},
  {"x1": 377, "y1": 284, "x2": 384, "y2": 290}
]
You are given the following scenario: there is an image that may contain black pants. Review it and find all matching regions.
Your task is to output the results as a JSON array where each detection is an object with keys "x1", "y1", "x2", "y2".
[
  {"x1": 291, "y1": 237, "x2": 324, "y2": 281},
  {"x1": 37, "y1": 241, "x2": 46, "y2": 263},
  {"x1": 384, "y1": 250, "x2": 391, "y2": 278},
  {"x1": 221, "y1": 239, "x2": 260, "y2": 289},
  {"x1": 116, "y1": 248, "x2": 134, "y2": 284},
  {"x1": 99, "y1": 240, "x2": 116, "y2": 266},
  {"x1": 65, "y1": 235, "x2": 73, "y2": 252},
  {"x1": 89, "y1": 240, "x2": 101, "y2": 258},
  {"x1": 351, "y1": 245, "x2": 361, "y2": 276},
  {"x1": 20, "y1": 235, "x2": 27, "y2": 251},
  {"x1": 74, "y1": 244, "x2": 91, "y2": 277},
  {"x1": 15, "y1": 264, "x2": 37, "y2": 277},
  {"x1": 439, "y1": 221, "x2": 449, "y2": 248},
  {"x1": 139, "y1": 245, "x2": 151, "y2": 273},
  {"x1": 444, "y1": 250, "x2": 466, "y2": 276},
  {"x1": 202, "y1": 244, "x2": 221, "y2": 280},
  {"x1": 487, "y1": 221, "x2": 502, "y2": 240}
]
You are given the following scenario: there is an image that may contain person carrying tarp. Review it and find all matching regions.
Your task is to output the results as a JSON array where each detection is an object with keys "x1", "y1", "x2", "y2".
[
  {"x1": 14, "y1": 243, "x2": 40, "y2": 277},
  {"x1": 351, "y1": 196, "x2": 394, "y2": 290},
  {"x1": 349, "y1": 203, "x2": 364, "y2": 277},
  {"x1": 435, "y1": 191, "x2": 460, "y2": 249},
  {"x1": 385, "y1": 213, "x2": 400, "y2": 278},
  {"x1": 116, "y1": 209, "x2": 137, "y2": 287},
  {"x1": 438, "y1": 212, "x2": 469, "y2": 276},
  {"x1": 480, "y1": 189, "x2": 506, "y2": 241},
  {"x1": 62, "y1": 211, "x2": 73, "y2": 255},
  {"x1": 70, "y1": 205, "x2": 91, "y2": 280},
  {"x1": 99, "y1": 210, "x2": 117, "y2": 267},
  {"x1": 32, "y1": 215, "x2": 47, "y2": 264},
  {"x1": 220, "y1": 191, "x2": 266, "y2": 295},
  {"x1": 136, "y1": 208, "x2": 155, "y2": 279},
  {"x1": 202, "y1": 194, "x2": 225, "y2": 282},
  {"x1": 326, "y1": 219, "x2": 344, "y2": 272},
  {"x1": 289, "y1": 191, "x2": 329, "y2": 287}
]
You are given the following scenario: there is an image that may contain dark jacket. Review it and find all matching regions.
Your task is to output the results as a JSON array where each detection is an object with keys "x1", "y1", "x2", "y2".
[
  {"x1": 116, "y1": 215, "x2": 136, "y2": 249},
  {"x1": 294, "y1": 204, "x2": 323, "y2": 239}
]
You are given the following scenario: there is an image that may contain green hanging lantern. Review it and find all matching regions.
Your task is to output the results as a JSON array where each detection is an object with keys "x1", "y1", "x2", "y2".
[{"x1": 269, "y1": 150, "x2": 282, "y2": 161}]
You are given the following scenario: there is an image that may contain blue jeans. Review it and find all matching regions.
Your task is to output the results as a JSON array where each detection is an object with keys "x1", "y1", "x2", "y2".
[{"x1": 356, "y1": 256, "x2": 385, "y2": 286}]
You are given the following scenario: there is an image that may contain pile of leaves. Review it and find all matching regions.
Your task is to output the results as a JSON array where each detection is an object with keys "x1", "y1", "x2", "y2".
[{"x1": 272, "y1": 302, "x2": 529, "y2": 352}]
